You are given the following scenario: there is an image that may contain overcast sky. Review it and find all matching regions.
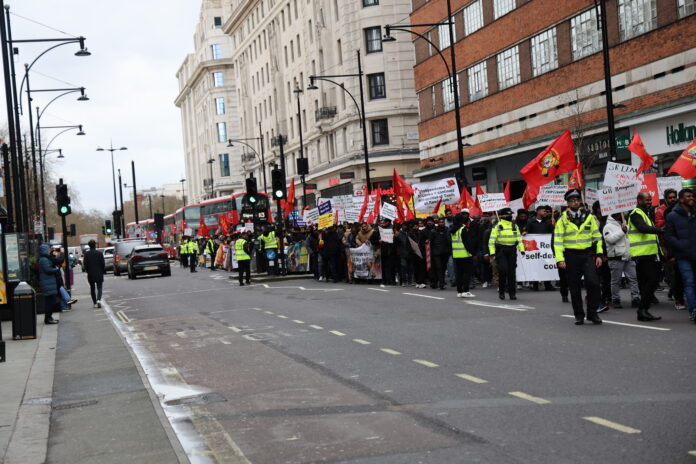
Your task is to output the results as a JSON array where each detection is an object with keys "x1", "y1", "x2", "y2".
[{"x1": 2, "y1": 0, "x2": 201, "y2": 214}]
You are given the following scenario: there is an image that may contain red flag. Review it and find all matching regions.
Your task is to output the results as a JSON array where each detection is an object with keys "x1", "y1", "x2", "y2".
[
  {"x1": 392, "y1": 169, "x2": 414, "y2": 199},
  {"x1": 522, "y1": 184, "x2": 540, "y2": 210},
  {"x1": 521, "y1": 130, "x2": 577, "y2": 187},
  {"x1": 568, "y1": 164, "x2": 584, "y2": 190},
  {"x1": 283, "y1": 178, "x2": 296, "y2": 219},
  {"x1": 373, "y1": 187, "x2": 382, "y2": 219},
  {"x1": 219, "y1": 214, "x2": 229, "y2": 235},
  {"x1": 358, "y1": 187, "x2": 370, "y2": 222},
  {"x1": 431, "y1": 197, "x2": 443, "y2": 215},
  {"x1": 395, "y1": 195, "x2": 405, "y2": 223},
  {"x1": 628, "y1": 131, "x2": 655, "y2": 176},
  {"x1": 458, "y1": 185, "x2": 482, "y2": 216},
  {"x1": 474, "y1": 183, "x2": 484, "y2": 210},
  {"x1": 666, "y1": 137, "x2": 696, "y2": 180},
  {"x1": 503, "y1": 180, "x2": 511, "y2": 202},
  {"x1": 199, "y1": 223, "x2": 209, "y2": 238}
]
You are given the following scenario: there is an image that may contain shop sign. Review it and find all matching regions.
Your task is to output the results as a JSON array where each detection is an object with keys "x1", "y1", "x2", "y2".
[
  {"x1": 666, "y1": 122, "x2": 696, "y2": 146},
  {"x1": 328, "y1": 178, "x2": 340, "y2": 186}
]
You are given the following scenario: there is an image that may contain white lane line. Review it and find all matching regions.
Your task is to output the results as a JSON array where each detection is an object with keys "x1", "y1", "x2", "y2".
[
  {"x1": 292, "y1": 320, "x2": 305, "y2": 324},
  {"x1": 583, "y1": 417, "x2": 641, "y2": 434},
  {"x1": 465, "y1": 300, "x2": 532, "y2": 311},
  {"x1": 368, "y1": 288, "x2": 389, "y2": 292},
  {"x1": 455, "y1": 373, "x2": 488, "y2": 384},
  {"x1": 413, "y1": 359, "x2": 439, "y2": 368},
  {"x1": 219, "y1": 339, "x2": 231, "y2": 345},
  {"x1": 560, "y1": 315, "x2": 671, "y2": 331},
  {"x1": 277, "y1": 315, "x2": 288, "y2": 319},
  {"x1": 509, "y1": 391, "x2": 550, "y2": 405},
  {"x1": 402, "y1": 292, "x2": 445, "y2": 300},
  {"x1": 688, "y1": 450, "x2": 696, "y2": 456},
  {"x1": 228, "y1": 326, "x2": 242, "y2": 333},
  {"x1": 253, "y1": 308, "x2": 263, "y2": 311},
  {"x1": 176, "y1": 331, "x2": 188, "y2": 338},
  {"x1": 380, "y1": 348, "x2": 402, "y2": 355},
  {"x1": 353, "y1": 338, "x2": 371, "y2": 345},
  {"x1": 309, "y1": 325, "x2": 324, "y2": 330},
  {"x1": 329, "y1": 330, "x2": 346, "y2": 336},
  {"x1": 264, "y1": 310, "x2": 275, "y2": 315}
]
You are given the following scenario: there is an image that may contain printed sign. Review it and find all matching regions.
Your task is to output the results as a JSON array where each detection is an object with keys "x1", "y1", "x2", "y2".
[
  {"x1": 603, "y1": 162, "x2": 642, "y2": 187},
  {"x1": 303, "y1": 207, "x2": 319, "y2": 224},
  {"x1": 516, "y1": 234, "x2": 560, "y2": 281},
  {"x1": 380, "y1": 202, "x2": 397, "y2": 221},
  {"x1": 508, "y1": 198, "x2": 524, "y2": 216},
  {"x1": 349, "y1": 243, "x2": 382, "y2": 279},
  {"x1": 599, "y1": 183, "x2": 642, "y2": 216},
  {"x1": 379, "y1": 227, "x2": 393, "y2": 243},
  {"x1": 656, "y1": 176, "x2": 684, "y2": 199},
  {"x1": 639, "y1": 173, "x2": 660, "y2": 206},
  {"x1": 413, "y1": 177, "x2": 460, "y2": 212},
  {"x1": 477, "y1": 193, "x2": 508, "y2": 212},
  {"x1": 318, "y1": 212, "x2": 334, "y2": 229},
  {"x1": 344, "y1": 208, "x2": 361, "y2": 223},
  {"x1": 585, "y1": 187, "x2": 599, "y2": 205},
  {"x1": 318, "y1": 200, "x2": 332, "y2": 216},
  {"x1": 331, "y1": 195, "x2": 354, "y2": 210},
  {"x1": 537, "y1": 185, "x2": 568, "y2": 206}
]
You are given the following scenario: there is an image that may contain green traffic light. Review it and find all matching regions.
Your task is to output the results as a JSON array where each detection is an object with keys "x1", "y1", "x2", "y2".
[
  {"x1": 249, "y1": 195, "x2": 257, "y2": 203},
  {"x1": 274, "y1": 190, "x2": 283, "y2": 198},
  {"x1": 59, "y1": 205, "x2": 71, "y2": 215}
]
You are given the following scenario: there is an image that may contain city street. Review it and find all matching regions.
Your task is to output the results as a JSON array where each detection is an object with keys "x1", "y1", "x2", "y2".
[{"x1": 87, "y1": 265, "x2": 695, "y2": 463}]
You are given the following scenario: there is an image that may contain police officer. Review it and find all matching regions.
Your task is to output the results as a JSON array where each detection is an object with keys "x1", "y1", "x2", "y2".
[
  {"x1": 236, "y1": 230, "x2": 252, "y2": 285},
  {"x1": 261, "y1": 226, "x2": 278, "y2": 275},
  {"x1": 188, "y1": 237, "x2": 199, "y2": 273},
  {"x1": 554, "y1": 189, "x2": 603, "y2": 325},
  {"x1": 487, "y1": 207, "x2": 524, "y2": 300},
  {"x1": 451, "y1": 213, "x2": 475, "y2": 298},
  {"x1": 628, "y1": 192, "x2": 663, "y2": 322},
  {"x1": 204, "y1": 235, "x2": 217, "y2": 270},
  {"x1": 179, "y1": 236, "x2": 189, "y2": 268}
]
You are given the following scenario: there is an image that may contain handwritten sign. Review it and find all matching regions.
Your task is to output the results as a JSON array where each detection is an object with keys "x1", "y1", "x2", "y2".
[
  {"x1": 303, "y1": 207, "x2": 319, "y2": 224},
  {"x1": 380, "y1": 202, "x2": 397, "y2": 221},
  {"x1": 379, "y1": 227, "x2": 393, "y2": 243},
  {"x1": 477, "y1": 193, "x2": 508, "y2": 212},
  {"x1": 603, "y1": 162, "x2": 642, "y2": 187},
  {"x1": 599, "y1": 183, "x2": 641, "y2": 216},
  {"x1": 537, "y1": 185, "x2": 568, "y2": 206},
  {"x1": 585, "y1": 188, "x2": 599, "y2": 205},
  {"x1": 656, "y1": 176, "x2": 684, "y2": 199},
  {"x1": 413, "y1": 178, "x2": 459, "y2": 212}
]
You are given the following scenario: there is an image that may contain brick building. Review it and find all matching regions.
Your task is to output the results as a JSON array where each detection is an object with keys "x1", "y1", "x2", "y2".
[{"x1": 409, "y1": 0, "x2": 696, "y2": 199}]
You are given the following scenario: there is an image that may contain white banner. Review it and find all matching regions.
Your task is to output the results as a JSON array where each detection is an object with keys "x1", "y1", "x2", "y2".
[
  {"x1": 585, "y1": 187, "x2": 599, "y2": 205},
  {"x1": 508, "y1": 198, "x2": 524, "y2": 216},
  {"x1": 380, "y1": 202, "x2": 397, "y2": 221},
  {"x1": 599, "y1": 183, "x2": 642, "y2": 216},
  {"x1": 516, "y1": 234, "x2": 560, "y2": 281},
  {"x1": 477, "y1": 193, "x2": 508, "y2": 212},
  {"x1": 344, "y1": 208, "x2": 361, "y2": 223},
  {"x1": 303, "y1": 207, "x2": 320, "y2": 225},
  {"x1": 537, "y1": 185, "x2": 568, "y2": 206},
  {"x1": 603, "y1": 162, "x2": 642, "y2": 187},
  {"x1": 331, "y1": 194, "x2": 354, "y2": 210},
  {"x1": 379, "y1": 227, "x2": 393, "y2": 243},
  {"x1": 413, "y1": 177, "x2": 459, "y2": 212},
  {"x1": 656, "y1": 176, "x2": 684, "y2": 199}
]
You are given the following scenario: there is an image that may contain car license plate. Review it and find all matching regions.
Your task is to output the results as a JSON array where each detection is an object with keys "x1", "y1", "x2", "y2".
[{"x1": 145, "y1": 266, "x2": 158, "y2": 271}]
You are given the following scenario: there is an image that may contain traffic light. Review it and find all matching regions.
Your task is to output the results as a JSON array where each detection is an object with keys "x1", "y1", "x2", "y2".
[
  {"x1": 56, "y1": 183, "x2": 71, "y2": 216},
  {"x1": 113, "y1": 210, "x2": 122, "y2": 237},
  {"x1": 105, "y1": 220, "x2": 112, "y2": 235},
  {"x1": 69, "y1": 224, "x2": 76, "y2": 236},
  {"x1": 245, "y1": 176, "x2": 258, "y2": 204},
  {"x1": 271, "y1": 169, "x2": 286, "y2": 200},
  {"x1": 102, "y1": 226, "x2": 106, "y2": 235}
]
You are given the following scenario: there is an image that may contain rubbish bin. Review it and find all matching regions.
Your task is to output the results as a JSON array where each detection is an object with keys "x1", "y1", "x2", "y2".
[{"x1": 12, "y1": 281, "x2": 36, "y2": 340}]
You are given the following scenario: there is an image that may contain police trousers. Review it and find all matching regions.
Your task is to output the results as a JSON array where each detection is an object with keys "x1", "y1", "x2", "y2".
[
  {"x1": 495, "y1": 246, "x2": 517, "y2": 296},
  {"x1": 565, "y1": 249, "x2": 600, "y2": 320}
]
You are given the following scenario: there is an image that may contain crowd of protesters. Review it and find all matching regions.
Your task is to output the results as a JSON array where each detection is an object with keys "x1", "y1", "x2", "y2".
[{"x1": 175, "y1": 187, "x2": 696, "y2": 327}]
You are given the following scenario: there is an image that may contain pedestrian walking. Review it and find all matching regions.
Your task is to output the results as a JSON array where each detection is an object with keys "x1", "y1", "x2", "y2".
[
  {"x1": 38, "y1": 244, "x2": 60, "y2": 324},
  {"x1": 83, "y1": 239, "x2": 106, "y2": 308},
  {"x1": 487, "y1": 207, "x2": 524, "y2": 300},
  {"x1": 554, "y1": 190, "x2": 603, "y2": 325},
  {"x1": 236, "y1": 231, "x2": 252, "y2": 285},
  {"x1": 665, "y1": 188, "x2": 696, "y2": 322},
  {"x1": 603, "y1": 213, "x2": 640, "y2": 308}
]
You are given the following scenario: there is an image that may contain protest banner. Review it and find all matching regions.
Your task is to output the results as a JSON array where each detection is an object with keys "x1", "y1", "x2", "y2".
[
  {"x1": 331, "y1": 195, "x2": 354, "y2": 210},
  {"x1": 286, "y1": 243, "x2": 310, "y2": 273},
  {"x1": 477, "y1": 193, "x2": 508, "y2": 212},
  {"x1": 318, "y1": 200, "x2": 333, "y2": 215},
  {"x1": 599, "y1": 183, "x2": 642, "y2": 216},
  {"x1": 413, "y1": 177, "x2": 459, "y2": 212},
  {"x1": 537, "y1": 184, "x2": 568, "y2": 206},
  {"x1": 656, "y1": 176, "x2": 684, "y2": 199},
  {"x1": 516, "y1": 234, "x2": 559, "y2": 281},
  {"x1": 380, "y1": 202, "x2": 397, "y2": 221},
  {"x1": 379, "y1": 227, "x2": 394, "y2": 243},
  {"x1": 639, "y1": 173, "x2": 659, "y2": 205},
  {"x1": 603, "y1": 162, "x2": 642, "y2": 187},
  {"x1": 318, "y1": 212, "x2": 334, "y2": 229},
  {"x1": 585, "y1": 187, "x2": 599, "y2": 205},
  {"x1": 303, "y1": 207, "x2": 319, "y2": 224},
  {"x1": 349, "y1": 243, "x2": 382, "y2": 279},
  {"x1": 344, "y1": 208, "x2": 361, "y2": 223}
]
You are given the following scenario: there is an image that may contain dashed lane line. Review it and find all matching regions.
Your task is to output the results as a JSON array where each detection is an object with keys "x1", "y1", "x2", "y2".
[
  {"x1": 219, "y1": 339, "x2": 231, "y2": 345},
  {"x1": 309, "y1": 325, "x2": 324, "y2": 330},
  {"x1": 509, "y1": 391, "x2": 551, "y2": 405},
  {"x1": 277, "y1": 315, "x2": 288, "y2": 319},
  {"x1": 455, "y1": 373, "x2": 488, "y2": 384},
  {"x1": 582, "y1": 417, "x2": 641, "y2": 434},
  {"x1": 380, "y1": 348, "x2": 402, "y2": 355},
  {"x1": 368, "y1": 288, "x2": 389, "y2": 292},
  {"x1": 413, "y1": 359, "x2": 439, "y2": 368},
  {"x1": 228, "y1": 326, "x2": 242, "y2": 333},
  {"x1": 353, "y1": 339, "x2": 371, "y2": 345},
  {"x1": 329, "y1": 330, "x2": 346, "y2": 336},
  {"x1": 560, "y1": 315, "x2": 671, "y2": 331},
  {"x1": 464, "y1": 300, "x2": 532, "y2": 311},
  {"x1": 264, "y1": 310, "x2": 275, "y2": 315},
  {"x1": 292, "y1": 320, "x2": 305, "y2": 324},
  {"x1": 402, "y1": 292, "x2": 445, "y2": 300},
  {"x1": 688, "y1": 451, "x2": 696, "y2": 456}
]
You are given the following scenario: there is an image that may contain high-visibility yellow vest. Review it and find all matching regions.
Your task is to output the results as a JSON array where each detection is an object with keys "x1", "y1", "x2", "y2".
[
  {"x1": 553, "y1": 210, "x2": 603, "y2": 262},
  {"x1": 205, "y1": 239, "x2": 215, "y2": 254},
  {"x1": 263, "y1": 231, "x2": 278, "y2": 250},
  {"x1": 451, "y1": 226, "x2": 472, "y2": 258},
  {"x1": 627, "y1": 208, "x2": 659, "y2": 257},
  {"x1": 181, "y1": 242, "x2": 190, "y2": 254},
  {"x1": 488, "y1": 219, "x2": 524, "y2": 255},
  {"x1": 189, "y1": 241, "x2": 199, "y2": 254},
  {"x1": 235, "y1": 239, "x2": 250, "y2": 261}
]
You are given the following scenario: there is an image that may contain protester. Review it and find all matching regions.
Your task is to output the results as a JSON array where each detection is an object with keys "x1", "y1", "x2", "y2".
[
  {"x1": 487, "y1": 207, "x2": 524, "y2": 300},
  {"x1": 526, "y1": 205, "x2": 555, "y2": 291},
  {"x1": 592, "y1": 201, "x2": 611, "y2": 312},
  {"x1": 379, "y1": 218, "x2": 396, "y2": 287},
  {"x1": 603, "y1": 212, "x2": 640, "y2": 308},
  {"x1": 393, "y1": 222, "x2": 412, "y2": 286},
  {"x1": 83, "y1": 239, "x2": 106, "y2": 308},
  {"x1": 656, "y1": 188, "x2": 686, "y2": 310},
  {"x1": 429, "y1": 217, "x2": 451, "y2": 290},
  {"x1": 665, "y1": 188, "x2": 696, "y2": 322}
]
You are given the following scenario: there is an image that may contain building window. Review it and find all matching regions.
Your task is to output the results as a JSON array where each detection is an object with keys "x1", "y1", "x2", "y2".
[
  {"x1": 364, "y1": 27, "x2": 382, "y2": 53},
  {"x1": 618, "y1": 0, "x2": 657, "y2": 41},
  {"x1": 438, "y1": 20, "x2": 456, "y2": 49},
  {"x1": 467, "y1": 61, "x2": 488, "y2": 101},
  {"x1": 215, "y1": 97, "x2": 225, "y2": 115},
  {"x1": 371, "y1": 119, "x2": 389, "y2": 145},
  {"x1": 214, "y1": 16, "x2": 222, "y2": 28},
  {"x1": 571, "y1": 9, "x2": 602, "y2": 60},
  {"x1": 497, "y1": 46, "x2": 520, "y2": 90},
  {"x1": 463, "y1": 0, "x2": 484, "y2": 36},
  {"x1": 363, "y1": 0, "x2": 379, "y2": 6},
  {"x1": 213, "y1": 72, "x2": 224, "y2": 87},
  {"x1": 493, "y1": 0, "x2": 516, "y2": 19},
  {"x1": 219, "y1": 153, "x2": 230, "y2": 177},
  {"x1": 368, "y1": 73, "x2": 386, "y2": 99},
  {"x1": 211, "y1": 44, "x2": 222, "y2": 60},
  {"x1": 531, "y1": 28, "x2": 558, "y2": 76},
  {"x1": 216, "y1": 122, "x2": 227, "y2": 142},
  {"x1": 678, "y1": 0, "x2": 696, "y2": 17},
  {"x1": 442, "y1": 76, "x2": 458, "y2": 112},
  {"x1": 337, "y1": 39, "x2": 343, "y2": 65}
]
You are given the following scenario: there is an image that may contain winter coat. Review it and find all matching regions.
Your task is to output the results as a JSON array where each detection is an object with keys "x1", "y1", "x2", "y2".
[
  {"x1": 83, "y1": 247, "x2": 106, "y2": 283},
  {"x1": 38, "y1": 244, "x2": 60, "y2": 296},
  {"x1": 526, "y1": 217, "x2": 554, "y2": 234},
  {"x1": 429, "y1": 226, "x2": 451, "y2": 256},
  {"x1": 394, "y1": 230, "x2": 411, "y2": 258},
  {"x1": 603, "y1": 216, "x2": 630, "y2": 260},
  {"x1": 665, "y1": 202, "x2": 696, "y2": 261}
]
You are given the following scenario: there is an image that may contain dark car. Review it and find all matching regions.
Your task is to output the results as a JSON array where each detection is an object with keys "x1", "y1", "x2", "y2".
[
  {"x1": 127, "y1": 245, "x2": 171, "y2": 279},
  {"x1": 113, "y1": 239, "x2": 147, "y2": 276}
]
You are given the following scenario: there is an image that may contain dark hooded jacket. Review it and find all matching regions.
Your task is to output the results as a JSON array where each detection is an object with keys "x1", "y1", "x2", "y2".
[
  {"x1": 38, "y1": 244, "x2": 60, "y2": 296},
  {"x1": 665, "y1": 202, "x2": 696, "y2": 260}
]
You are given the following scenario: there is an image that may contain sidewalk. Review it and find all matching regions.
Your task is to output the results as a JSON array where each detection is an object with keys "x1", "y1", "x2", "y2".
[{"x1": 0, "y1": 277, "x2": 188, "y2": 464}]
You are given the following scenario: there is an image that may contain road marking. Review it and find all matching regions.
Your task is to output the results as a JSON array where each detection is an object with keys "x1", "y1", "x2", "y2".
[
  {"x1": 264, "y1": 310, "x2": 275, "y2": 315},
  {"x1": 465, "y1": 300, "x2": 532, "y2": 311},
  {"x1": 455, "y1": 373, "x2": 488, "y2": 384},
  {"x1": 277, "y1": 315, "x2": 288, "y2": 319},
  {"x1": 368, "y1": 288, "x2": 389, "y2": 292},
  {"x1": 583, "y1": 417, "x2": 641, "y2": 434},
  {"x1": 329, "y1": 330, "x2": 346, "y2": 336},
  {"x1": 309, "y1": 325, "x2": 324, "y2": 330},
  {"x1": 560, "y1": 315, "x2": 671, "y2": 331},
  {"x1": 253, "y1": 308, "x2": 262, "y2": 311},
  {"x1": 509, "y1": 391, "x2": 550, "y2": 404},
  {"x1": 688, "y1": 450, "x2": 696, "y2": 456},
  {"x1": 365, "y1": 436, "x2": 381, "y2": 440},
  {"x1": 176, "y1": 331, "x2": 188, "y2": 338},
  {"x1": 413, "y1": 359, "x2": 439, "y2": 368},
  {"x1": 115, "y1": 310, "x2": 131, "y2": 323},
  {"x1": 402, "y1": 292, "x2": 445, "y2": 300},
  {"x1": 380, "y1": 348, "x2": 402, "y2": 355},
  {"x1": 219, "y1": 339, "x2": 231, "y2": 345},
  {"x1": 353, "y1": 338, "x2": 371, "y2": 345},
  {"x1": 228, "y1": 326, "x2": 242, "y2": 333},
  {"x1": 292, "y1": 320, "x2": 305, "y2": 324}
]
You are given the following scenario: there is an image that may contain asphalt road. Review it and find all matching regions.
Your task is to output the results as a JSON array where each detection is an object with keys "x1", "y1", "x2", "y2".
[{"x1": 99, "y1": 263, "x2": 696, "y2": 464}]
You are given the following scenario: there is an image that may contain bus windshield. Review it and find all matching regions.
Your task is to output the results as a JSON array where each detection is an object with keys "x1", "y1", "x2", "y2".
[{"x1": 184, "y1": 206, "x2": 200, "y2": 221}]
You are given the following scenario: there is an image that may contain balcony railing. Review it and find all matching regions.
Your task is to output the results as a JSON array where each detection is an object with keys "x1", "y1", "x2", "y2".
[
  {"x1": 270, "y1": 135, "x2": 287, "y2": 147},
  {"x1": 241, "y1": 153, "x2": 256, "y2": 163},
  {"x1": 315, "y1": 106, "x2": 337, "y2": 121}
]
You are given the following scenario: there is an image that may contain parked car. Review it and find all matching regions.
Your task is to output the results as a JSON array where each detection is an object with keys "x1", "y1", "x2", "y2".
[
  {"x1": 103, "y1": 246, "x2": 115, "y2": 272},
  {"x1": 127, "y1": 245, "x2": 171, "y2": 279},
  {"x1": 113, "y1": 239, "x2": 147, "y2": 276}
]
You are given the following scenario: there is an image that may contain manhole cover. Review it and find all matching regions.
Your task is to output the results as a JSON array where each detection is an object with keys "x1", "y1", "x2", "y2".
[{"x1": 165, "y1": 392, "x2": 226, "y2": 406}]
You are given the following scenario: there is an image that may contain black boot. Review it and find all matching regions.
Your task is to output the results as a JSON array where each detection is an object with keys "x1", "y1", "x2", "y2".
[{"x1": 637, "y1": 309, "x2": 661, "y2": 321}]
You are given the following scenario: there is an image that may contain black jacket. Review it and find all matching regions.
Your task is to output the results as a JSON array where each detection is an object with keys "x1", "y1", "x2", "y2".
[
  {"x1": 429, "y1": 227, "x2": 451, "y2": 256},
  {"x1": 83, "y1": 248, "x2": 105, "y2": 283},
  {"x1": 526, "y1": 217, "x2": 554, "y2": 234},
  {"x1": 665, "y1": 202, "x2": 696, "y2": 260}
]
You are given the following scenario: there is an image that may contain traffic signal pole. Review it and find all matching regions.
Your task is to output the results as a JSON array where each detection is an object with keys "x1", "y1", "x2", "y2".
[{"x1": 58, "y1": 179, "x2": 70, "y2": 291}]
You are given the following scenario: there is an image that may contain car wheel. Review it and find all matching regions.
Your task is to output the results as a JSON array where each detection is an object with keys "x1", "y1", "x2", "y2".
[
  {"x1": 114, "y1": 269, "x2": 120, "y2": 277},
  {"x1": 128, "y1": 269, "x2": 135, "y2": 280},
  {"x1": 163, "y1": 270, "x2": 171, "y2": 277}
]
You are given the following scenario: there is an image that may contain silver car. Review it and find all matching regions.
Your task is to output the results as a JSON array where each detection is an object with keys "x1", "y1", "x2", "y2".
[{"x1": 103, "y1": 246, "x2": 115, "y2": 272}]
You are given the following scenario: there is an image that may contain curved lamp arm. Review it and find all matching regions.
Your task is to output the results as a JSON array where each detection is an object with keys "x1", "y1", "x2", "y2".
[{"x1": 309, "y1": 77, "x2": 363, "y2": 127}]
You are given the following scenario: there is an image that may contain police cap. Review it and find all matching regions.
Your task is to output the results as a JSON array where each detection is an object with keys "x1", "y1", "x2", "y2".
[
  {"x1": 564, "y1": 189, "x2": 582, "y2": 201},
  {"x1": 498, "y1": 207, "x2": 513, "y2": 216}
]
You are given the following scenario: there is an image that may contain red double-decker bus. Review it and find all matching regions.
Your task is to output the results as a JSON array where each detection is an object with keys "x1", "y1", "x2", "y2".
[
  {"x1": 125, "y1": 219, "x2": 156, "y2": 240},
  {"x1": 162, "y1": 213, "x2": 178, "y2": 258},
  {"x1": 175, "y1": 203, "x2": 200, "y2": 238},
  {"x1": 199, "y1": 192, "x2": 272, "y2": 234}
]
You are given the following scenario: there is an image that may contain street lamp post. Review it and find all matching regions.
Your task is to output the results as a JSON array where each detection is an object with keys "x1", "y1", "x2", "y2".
[
  {"x1": 96, "y1": 143, "x2": 127, "y2": 229},
  {"x1": 308, "y1": 50, "x2": 370, "y2": 191},
  {"x1": 179, "y1": 178, "x2": 186, "y2": 206},
  {"x1": 227, "y1": 138, "x2": 267, "y2": 193},
  {"x1": 117, "y1": 169, "x2": 125, "y2": 237},
  {"x1": 596, "y1": 0, "x2": 619, "y2": 162},
  {"x1": 159, "y1": 194, "x2": 165, "y2": 214},
  {"x1": 131, "y1": 160, "x2": 139, "y2": 224},
  {"x1": 293, "y1": 86, "x2": 308, "y2": 208},
  {"x1": 207, "y1": 158, "x2": 216, "y2": 199}
]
